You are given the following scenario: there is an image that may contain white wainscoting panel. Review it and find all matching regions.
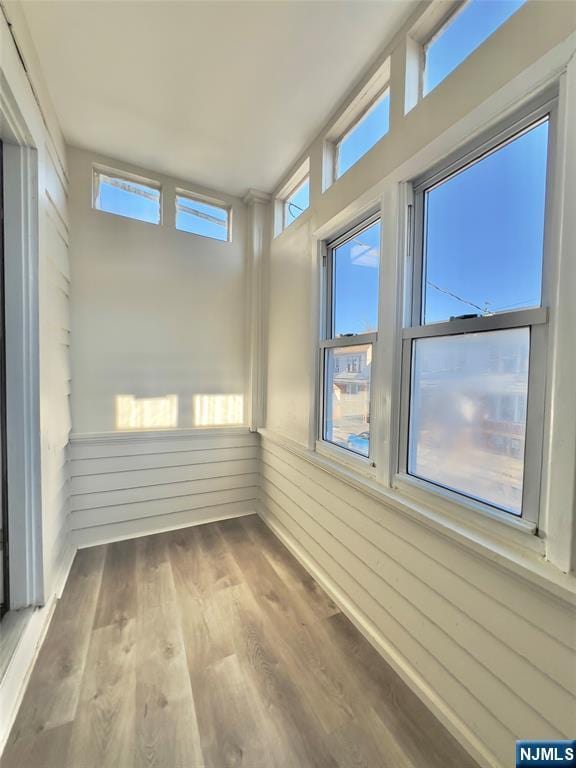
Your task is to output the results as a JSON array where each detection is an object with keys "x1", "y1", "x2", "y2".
[
  {"x1": 259, "y1": 434, "x2": 576, "y2": 768},
  {"x1": 68, "y1": 428, "x2": 258, "y2": 547}
]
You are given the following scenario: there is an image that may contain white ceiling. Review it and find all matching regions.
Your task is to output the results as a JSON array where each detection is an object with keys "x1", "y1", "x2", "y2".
[{"x1": 22, "y1": 0, "x2": 417, "y2": 196}]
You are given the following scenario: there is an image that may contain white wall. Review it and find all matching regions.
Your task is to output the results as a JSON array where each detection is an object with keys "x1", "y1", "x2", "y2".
[
  {"x1": 0, "y1": 0, "x2": 74, "y2": 749},
  {"x1": 262, "y1": 3, "x2": 576, "y2": 767},
  {"x1": 68, "y1": 147, "x2": 249, "y2": 435}
]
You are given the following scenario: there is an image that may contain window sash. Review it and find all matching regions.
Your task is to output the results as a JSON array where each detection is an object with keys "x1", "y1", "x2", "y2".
[
  {"x1": 397, "y1": 93, "x2": 557, "y2": 526},
  {"x1": 283, "y1": 176, "x2": 310, "y2": 229},
  {"x1": 175, "y1": 191, "x2": 231, "y2": 241},
  {"x1": 334, "y1": 87, "x2": 390, "y2": 180},
  {"x1": 319, "y1": 212, "x2": 381, "y2": 462}
]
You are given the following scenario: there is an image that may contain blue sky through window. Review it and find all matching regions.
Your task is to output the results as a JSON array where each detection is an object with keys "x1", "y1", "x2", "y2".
[
  {"x1": 96, "y1": 173, "x2": 160, "y2": 224},
  {"x1": 285, "y1": 177, "x2": 310, "y2": 227},
  {"x1": 337, "y1": 90, "x2": 390, "y2": 178},
  {"x1": 333, "y1": 219, "x2": 381, "y2": 336},
  {"x1": 424, "y1": 0, "x2": 527, "y2": 94},
  {"x1": 423, "y1": 119, "x2": 548, "y2": 323},
  {"x1": 176, "y1": 195, "x2": 229, "y2": 241}
]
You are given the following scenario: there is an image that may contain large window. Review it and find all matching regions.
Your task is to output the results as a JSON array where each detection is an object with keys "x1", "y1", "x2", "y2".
[
  {"x1": 176, "y1": 191, "x2": 231, "y2": 242},
  {"x1": 93, "y1": 168, "x2": 161, "y2": 224},
  {"x1": 399, "y1": 102, "x2": 552, "y2": 522},
  {"x1": 320, "y1": 216, "x2": 381, "y2": 458},
  {"x1": 423, "y1": 0, "x2": 527, "y2": 95},
  {"x1": 336, "y1": 89, "x2": 390, "y2": 178}
]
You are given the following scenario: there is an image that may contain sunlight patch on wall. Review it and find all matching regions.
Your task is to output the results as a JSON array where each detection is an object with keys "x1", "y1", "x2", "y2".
[
  {"x1": 115, "y1": 394, "x2": 178, "y2": 429},
  {"x1": 193, "y1": 394, "x2": 244, "y2": 426}
]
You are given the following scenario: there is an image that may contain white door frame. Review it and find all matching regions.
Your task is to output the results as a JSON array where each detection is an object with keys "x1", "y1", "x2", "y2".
[{"x1": 1, "y1": 72, "x2": 44, "y2": 608}]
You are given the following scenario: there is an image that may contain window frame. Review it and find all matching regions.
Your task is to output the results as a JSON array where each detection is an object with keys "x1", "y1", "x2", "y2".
[
  {"x1": 283, "y1": 175, "x2": 310, "y2": 230},
  {"x1": 395, "y1": 92, "x2": 558, "y2": 531},
  {"x1": 318, "y1": 211, "x2": 381, "y2": 470},
  {"x1": 92, "y1": 165, "x2": 162, "y2": 225},
  {"x1": 333, "y1": 86, "x2": 391, "y2": 181},
  {"x1": 175, "y1": 188, "x2": 232, "y2": 242}
]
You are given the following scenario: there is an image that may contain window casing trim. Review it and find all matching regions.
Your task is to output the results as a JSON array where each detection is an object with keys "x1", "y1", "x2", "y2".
[
  {"x1": 175, "y1": 188, "x2": 232, "y2": 242},
  {"x1": 92, "y1": 164, "x2": 162, "y2": 224},
  {"x1": 318, "y1": 211, "x2": 381, "y2": 465},
  {"x1": 396, "y1": 92, "x2": 558, "y2": 529}
]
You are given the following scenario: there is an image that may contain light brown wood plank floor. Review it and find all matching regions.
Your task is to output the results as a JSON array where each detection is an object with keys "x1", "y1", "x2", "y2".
[{"x1": 1, "y1": 515, "x2": 479, "y2": 768}]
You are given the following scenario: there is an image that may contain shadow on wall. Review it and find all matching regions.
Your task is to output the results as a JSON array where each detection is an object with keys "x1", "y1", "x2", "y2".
[{"x1": 115, "y1": 393, "x2": 244, "y2": 429}]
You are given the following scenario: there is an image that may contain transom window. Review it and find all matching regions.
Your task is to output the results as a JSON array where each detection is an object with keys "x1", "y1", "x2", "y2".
[
  {"x1": 423, "y1": 0, "x2": 527, "y2": 95},
  {"x1": 176, "y1": 191, "x2": 231, "y2": 242},
  {"x1": 336, "y1": 89, "x2": 390, "y2": 178},
  {"x1": 93, "y1": 168, "x2": 161, "y2": 224},
  {"x1": 320, "y1": 215, "x2": 381, "y2": 459},
  {"x1": 399, "y1": 100, "x2": 553, "y2": 521},
  {"x1": 284, "y1": 176, "x2": 310, "y2": 228}
]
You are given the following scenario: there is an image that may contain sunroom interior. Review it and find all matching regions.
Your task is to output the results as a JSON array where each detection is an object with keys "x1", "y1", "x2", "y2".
[{"x1": 0, "y1": 1, "x2": 575, "y2": 767}]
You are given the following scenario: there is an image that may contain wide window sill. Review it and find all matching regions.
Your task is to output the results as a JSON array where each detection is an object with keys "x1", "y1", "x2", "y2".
[{"x1": 259, "y1": 427, "x2": 576, "y2": 608}]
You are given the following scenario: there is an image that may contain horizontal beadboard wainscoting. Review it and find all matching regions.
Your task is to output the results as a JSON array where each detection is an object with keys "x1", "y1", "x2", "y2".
[
  {"x1": 258, "y1": 432, "x2": 576, "y2": 768},
  {"x1": 68, "y1": 428, "x2": 259, "y2": 547}
]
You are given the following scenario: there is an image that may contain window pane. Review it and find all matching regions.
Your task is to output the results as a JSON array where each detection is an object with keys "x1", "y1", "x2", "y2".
[
  {"x1": 333, "y1": 219, "x2": 380, "y2": 337},
  {"x1": 408, "y1": 328, "x2": 529, "y2": 515},
  {"x1": 176, "y1": 195, "x2": 229, "y2": 241},
  {"x1": 423, "y1": 119, "x2": 548, "y2": 324},
  {"x1": 424, "y1": 0, "x2": 527, "y2": 94},
  {"x1": 95, "y1": 172, "x2": 160, "y2": 224},
  {"x1": 337, "y1": 90, "x2": 390, "y2": 178},
  {"x1": 324, "y1": 345, "x2": 372, "y2": 457},
  {"x1": 284, "y1": 177, "x2": 310, "y2": 227}
]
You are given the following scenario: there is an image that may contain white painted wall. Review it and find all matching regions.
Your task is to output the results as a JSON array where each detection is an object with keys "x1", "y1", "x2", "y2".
[
  {"x1": 262, "y1": 3, "x2": 576, "y2": 767},
  {"x1": 0, "y1": 0, "x2": 74, "y2": 749},
  {"x1": 68, "y1": 147, "x2": 249, "y2": 435}
]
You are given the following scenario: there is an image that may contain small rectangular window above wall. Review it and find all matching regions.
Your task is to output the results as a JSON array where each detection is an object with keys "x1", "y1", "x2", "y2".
[
  {"x1": 398, "y1": 93, "x2": 555, "y2": 526},
  {"x1": 275, "y1": 158, "x2": 310, "y2": 235},
  {"x1": 320, "y1": 214, "x2": 381, "y2": 461},
  {"x1": 406, "y1": 0, "x2": 527, "y2": 110},
  {"x1": 175, "y1": 191, "x2": 231, "y2": 242},
  {"x1": 325, "y1": 57, "x2": 390, "y2": 187},
  {"x1": 93, "y1": 167, "x2": 161, "y2": 224}
]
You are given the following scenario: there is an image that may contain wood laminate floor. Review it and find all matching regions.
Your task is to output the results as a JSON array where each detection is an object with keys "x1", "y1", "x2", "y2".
[{"x1": 1, "y1": 515, "x2": 479, "y2": 768}]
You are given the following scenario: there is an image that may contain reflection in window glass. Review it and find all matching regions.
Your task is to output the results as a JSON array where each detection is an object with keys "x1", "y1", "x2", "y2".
[
  {"x1": 284, "y1": 177, "x2": 310, "y2": 228},
  {"x1": 333, "y1": 219, "x2": 380, "y2": 337},
  {"x1": 336, "y1": 90, "x2": 390, "y2": 178},
  {"x1": 408, "y1": 328, "x2": 529, "y2": 514},
  {"x1": 424, "y1": 0, "x2": 527, "y2": 94},
  {"x1": 94, "y1": 171, "x2": 161, "y2": 224},
  {"x1": 423, "y1": 119, "x2": 548, "y2": 324},
  {"x1": 324, "y1": 345, "x2": 371, "y2": 457},
  {"x1": 176, "y1": 194, "x2": 230, "y2": 241}
]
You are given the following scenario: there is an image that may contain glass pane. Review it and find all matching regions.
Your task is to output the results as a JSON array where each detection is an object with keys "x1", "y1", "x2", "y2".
[
  {"x1": 95, "y1": 173, "x2": 160, "y2": 224},
  {"x1": 176, "y1": 195, "x2": 229, "y2": 241},
  {"x1": 284, "y1": 177, "x2": 310, "y2": 227},
  {"x1": 424, "y1": 0, "x2": 527, "y2": 94},
  {"x1": 408, "y1": 328, "x2": 529, "y2": 515},
  {"x1": 423, "y1": 119, "x2": 548, "y2": 324},
  {"x1": 337, "y1": 90, "x2": 390, "y2": 178},
  {"x1": 324, "y1": 345, "x2": 372, "y2": 457},
  {"x1": 333, "y1": 219, "x2": 380, "y2": 337}
]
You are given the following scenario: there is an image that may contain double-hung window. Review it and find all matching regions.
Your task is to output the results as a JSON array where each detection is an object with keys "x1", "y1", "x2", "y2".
[
  {"x1": 320, "y1": 215, "x2": 381, "y2": 460},
  {"x1": 398, "y1": 95, "x2": 554, "y2": 525}
]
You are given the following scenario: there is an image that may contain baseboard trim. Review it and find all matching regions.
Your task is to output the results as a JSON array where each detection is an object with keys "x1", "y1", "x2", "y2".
[
  {"x1": 258, "y1": 503, "x2": 497, "y2": 768},
  {"x1": 73, "y1": 503, "x2": 257, "y2": 549}
]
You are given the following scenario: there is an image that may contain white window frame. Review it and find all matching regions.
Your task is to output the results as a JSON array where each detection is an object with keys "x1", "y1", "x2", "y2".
[
  {"x1": 274, "y1": 158, "x2": 310, "y2": 236},
  {"x1": 92, "y1": 165, "x2": 162, "y2": 225},
  {"x1": 175, "y1": 188, "x2": 232, "y2": 242},
  {"x1": 283, "y1": 176, "x2": 310, "y2": 230},
  {"x1": 324, "y1": 57, "x2": 390, "y2": 189},
  {"x1": 395, "y1": 90, "x2": 558, "y2": 532},
  {"x1": 317, "y1": 211, "x2": 381, "y2": 474},
  {"x1": 333, "y1": 86, "x2": 390, "y2": 181}
]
